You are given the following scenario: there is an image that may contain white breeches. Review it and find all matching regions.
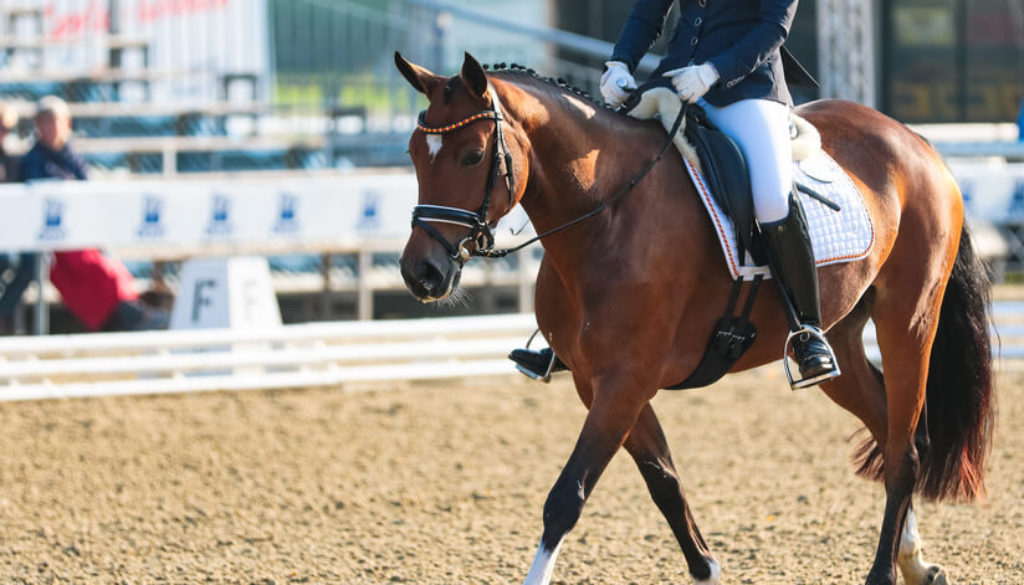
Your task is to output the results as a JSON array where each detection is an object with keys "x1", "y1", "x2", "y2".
[{"x1": 698, "y1": 98, "x2": 793, "y2": 224}]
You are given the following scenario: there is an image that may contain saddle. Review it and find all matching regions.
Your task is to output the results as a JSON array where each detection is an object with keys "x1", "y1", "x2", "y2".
[{"x1": 682, "y1": 105, "x2": 766, "y2": 265}]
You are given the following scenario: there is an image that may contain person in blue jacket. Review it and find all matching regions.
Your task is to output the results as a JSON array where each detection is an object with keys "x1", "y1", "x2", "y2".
[
  {"x1": 512, "y1": 0, "x2": 837, "y2": 388},
  {"x1": 606, "y1": 0, "x2": 837, "y2": 387}
]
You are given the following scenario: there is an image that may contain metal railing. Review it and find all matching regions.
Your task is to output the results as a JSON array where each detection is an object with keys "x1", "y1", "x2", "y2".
[{"x1": 271, "y1": 0, "x2": 659, "y2": 166}]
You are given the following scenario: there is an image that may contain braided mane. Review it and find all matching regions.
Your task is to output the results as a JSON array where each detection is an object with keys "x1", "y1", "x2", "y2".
[{"x1": 483, "y1": 62, "x2": 610, "y2": 110}]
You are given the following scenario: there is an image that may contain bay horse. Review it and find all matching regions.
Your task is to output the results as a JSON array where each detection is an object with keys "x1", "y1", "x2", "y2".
[{"x1": 395, "y1": 52, "x2": 994, "y2": 585}]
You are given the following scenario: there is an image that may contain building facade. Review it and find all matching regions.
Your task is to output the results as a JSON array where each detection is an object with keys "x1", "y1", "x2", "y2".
[{"x1": 555, "y1": 0, "x2": 1023, "y2": 124}]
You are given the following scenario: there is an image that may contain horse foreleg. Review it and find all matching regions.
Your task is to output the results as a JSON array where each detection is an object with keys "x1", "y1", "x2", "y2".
[
  {"x1": 624, "y1": 403, "x2": 720, "y2": 584},
  {"x1": 522, "y1": 379, "x2": 650, "y2": 585},
  {"x1": 897, "y1": 506, "x2": 949, "y2": 585}
]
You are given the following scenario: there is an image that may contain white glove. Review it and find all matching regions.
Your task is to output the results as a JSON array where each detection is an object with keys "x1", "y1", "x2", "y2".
[
  {"x1": 663, "y1": 63, "x2": 720, "y2": 103},
  {"x1": 600, "y1": 61, "x2": 637, "y2": 108}
]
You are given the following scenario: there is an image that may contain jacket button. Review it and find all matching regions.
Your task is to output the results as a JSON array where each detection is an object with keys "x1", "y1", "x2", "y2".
[
  {"x1": 691, "y1": 37, "x2": 699, "y2": 46},
  {"x1": 695, "y1": 17, "x2": 703, "y2": 26},
  {"x1": 698, "y1": 0, "x2": 706, "y2": 6}
]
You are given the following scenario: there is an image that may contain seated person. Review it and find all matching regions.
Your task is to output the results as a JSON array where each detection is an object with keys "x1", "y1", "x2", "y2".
[{"x1": 19, "y1": 96, "x2": 165, "y2": 332}]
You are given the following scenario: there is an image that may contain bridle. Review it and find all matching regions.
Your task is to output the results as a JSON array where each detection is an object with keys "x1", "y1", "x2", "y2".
[
  {"x1": 411, "y1": 82, "x2": 515, "y2": 265},
  {"x1": 411, "y1": 81, "x2": 687, "y2": 262}
]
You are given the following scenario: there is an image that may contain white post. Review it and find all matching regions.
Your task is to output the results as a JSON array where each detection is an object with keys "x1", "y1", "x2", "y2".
[
  {"x1": 357, "y1": 249, "x2": 373, "y2": 321},
  {"x1": 32, "y1": 253, "x2": 48, "y2": 335},
  {"x1": 518, "y1": 253, "x2": 534, "y2": 314},
  {"x1": 816, "y1": 0, "x2": 876, "y2": 107}
]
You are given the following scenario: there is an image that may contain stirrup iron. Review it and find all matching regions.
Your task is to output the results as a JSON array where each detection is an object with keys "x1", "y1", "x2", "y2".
[
  {"x1": 783, "y1": 325, "x2": 841, "y2": 390},
  {"x1": 512, "y1": 329, "x2": 558, "y2": 383}
]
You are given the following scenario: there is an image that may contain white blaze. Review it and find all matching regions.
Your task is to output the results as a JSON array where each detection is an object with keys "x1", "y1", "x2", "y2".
[{"x1": 426, "y1": 135, "x2": 443, "y2": 161}]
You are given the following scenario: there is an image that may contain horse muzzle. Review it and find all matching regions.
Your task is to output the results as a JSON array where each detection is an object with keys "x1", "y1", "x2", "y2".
[{"x1": 399, "y1": 251, "x2": 462, "y2": 302}]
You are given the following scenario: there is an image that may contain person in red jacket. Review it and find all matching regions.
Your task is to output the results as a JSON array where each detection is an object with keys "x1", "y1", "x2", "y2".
[{"x1": 20, "y1": 96, "x2": 164, "y2": 332}]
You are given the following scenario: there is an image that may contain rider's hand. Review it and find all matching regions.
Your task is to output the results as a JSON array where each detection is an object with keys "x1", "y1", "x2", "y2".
[
  {"x1": 600, "y1": 61, "x2": 636, "y2": 108},
  {"x1": 663, "y1": 63, "x2": 720, "y2": 103}
]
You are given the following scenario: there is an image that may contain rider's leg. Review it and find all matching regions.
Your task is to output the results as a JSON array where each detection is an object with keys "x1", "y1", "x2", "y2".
[{"x1": 700, "y1": 98, "x2": 839, "y2": 386}]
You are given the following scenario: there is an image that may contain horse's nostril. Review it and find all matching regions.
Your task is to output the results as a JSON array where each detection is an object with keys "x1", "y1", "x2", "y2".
[
  {"x1": 419, "y1": 259, "x2": 444, "y2": 289},
  {"x1": 400, "y1": 253, "x2": 453, "y2": 299}
]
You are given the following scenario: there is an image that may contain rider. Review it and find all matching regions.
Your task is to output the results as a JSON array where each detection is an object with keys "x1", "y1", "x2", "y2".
[{"x1": 511, "y1": 0, "x2": 840, "y2": 388}]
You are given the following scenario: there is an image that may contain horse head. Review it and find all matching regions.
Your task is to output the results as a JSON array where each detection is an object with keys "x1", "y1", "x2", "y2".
[{"x1": 395, "y1": 52, "x2": 525, "y2": 302}]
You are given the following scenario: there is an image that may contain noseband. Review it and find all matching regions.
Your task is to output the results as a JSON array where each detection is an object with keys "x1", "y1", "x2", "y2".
[{"x1": 412, "y1": 83, "x2": 515, "y2": 264}]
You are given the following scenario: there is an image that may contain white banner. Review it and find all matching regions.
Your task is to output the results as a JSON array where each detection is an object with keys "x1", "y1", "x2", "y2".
[
  {"x1": 0, "y1": 173, "x2": 534, "y2": 255},
  {"x1": 949, "y1": 162, "x2": 1024, "y2": 222}
]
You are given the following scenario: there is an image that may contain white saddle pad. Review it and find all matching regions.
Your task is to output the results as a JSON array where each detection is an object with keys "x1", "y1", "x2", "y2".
[
  {"x1": 625, "y1": 87, "x2": 874, "y2": 280},
  {"x1": 684, "y1": 151, "x2": 875, "y2": 280}
]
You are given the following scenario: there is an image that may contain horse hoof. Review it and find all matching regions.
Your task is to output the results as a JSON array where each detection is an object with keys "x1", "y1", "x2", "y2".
[{"x1": 926, "y1": 565, "x2": 950, "y2": 585}]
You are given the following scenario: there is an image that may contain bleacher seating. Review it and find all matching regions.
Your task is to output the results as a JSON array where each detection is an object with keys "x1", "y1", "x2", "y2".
[{"x1": 0, "y1": 3, "x2": 340, "y2": 176}]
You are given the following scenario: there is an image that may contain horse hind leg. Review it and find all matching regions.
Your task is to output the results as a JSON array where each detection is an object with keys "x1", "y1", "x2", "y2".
[
  {"x1": 897, "y1": 506, "x2": 949, "y2": 585},
  {"x1": 819, "y1": 291, "x2": 948, "y2": 585},
  {"x1": 623, "y1": 403, "x2": 720, "y2": 584},
  {"x1": 861, "y1": 237, "x2": 960, "y2": 585}
]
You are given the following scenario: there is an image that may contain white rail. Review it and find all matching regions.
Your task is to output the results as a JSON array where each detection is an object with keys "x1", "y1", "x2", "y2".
[
  {"x1": 2, "y1": 303, "x2": 1022, "y2": 403},
  {"x1": 0, "y1": 313, "x2": 538, "y2": 402}
]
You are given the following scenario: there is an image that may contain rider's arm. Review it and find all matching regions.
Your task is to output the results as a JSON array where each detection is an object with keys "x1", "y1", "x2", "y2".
[
  {"x1": 707, "y1": 0, "x2": 797, "y2": 89},
  {"x1": 609, "y1": 0, "x2": 676, "y2": 73}
]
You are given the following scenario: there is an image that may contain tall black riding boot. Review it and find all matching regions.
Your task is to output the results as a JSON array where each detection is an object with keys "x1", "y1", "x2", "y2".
[{"x1": 761, "y1": 196, "x2": 840, "y2": 388}]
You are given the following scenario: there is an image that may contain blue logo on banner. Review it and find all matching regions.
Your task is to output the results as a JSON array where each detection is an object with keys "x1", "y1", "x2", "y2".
[
  {"x1": 137, "y1": 195, "x2": 165, "y2": 238},
  {"x1": 1012, "y1": 179, "x2": 1024, "y2": 218},
  {"x1": 206, "y1": 193, "x2": 233, "y2": 236},
  {"x1": 357, "y1": 191, "x2": 381, "y2": 233},
  {"x1": 38, "y1": 199, "x2": 66, "y2": 240},
  {"x1": 273, "y1": 192, "x2": 300, "y2": 234}
]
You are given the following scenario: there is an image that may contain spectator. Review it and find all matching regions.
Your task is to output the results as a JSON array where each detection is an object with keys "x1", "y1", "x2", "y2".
[
  {"x1": 0, "y1": 102, "x2": 31, "y2": 334},
  {"x1": 20, "y1": 96, "x2": 165, "y2": 332},
  {"x1": 0, "y1": 101, "x2": 17, "y2": 181}
]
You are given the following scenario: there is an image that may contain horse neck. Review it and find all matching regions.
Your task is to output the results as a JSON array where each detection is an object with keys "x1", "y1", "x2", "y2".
[{"x1": 496, "y1": 78, "x2": 675, "y2": 254}]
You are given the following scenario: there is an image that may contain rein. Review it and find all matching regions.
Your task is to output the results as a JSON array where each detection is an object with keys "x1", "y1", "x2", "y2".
[
  {"x1": 412, "y1": 86, "x2": 686, "y2": 262},
  {"x1": 480, "y1": 103, "x2": 687, "y2": 259}
]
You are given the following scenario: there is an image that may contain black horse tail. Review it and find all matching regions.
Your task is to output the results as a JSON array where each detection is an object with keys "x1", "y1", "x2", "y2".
[{"x1": 856, "y1": 224, "x2": 996, "y2": 501}]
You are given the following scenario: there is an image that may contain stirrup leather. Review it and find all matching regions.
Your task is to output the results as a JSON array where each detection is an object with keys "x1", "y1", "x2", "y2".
[{"x1": 783, "y1": 325, "x2": 841, "y2": 390}]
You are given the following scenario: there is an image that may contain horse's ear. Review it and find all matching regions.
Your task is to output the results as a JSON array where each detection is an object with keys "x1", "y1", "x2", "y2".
[
  {"x1": 460, "y1": 52, "x2": 489, "y2": 100},
  {"x1": 395, "y1": 52, "x2": 441, "y2": 95}
]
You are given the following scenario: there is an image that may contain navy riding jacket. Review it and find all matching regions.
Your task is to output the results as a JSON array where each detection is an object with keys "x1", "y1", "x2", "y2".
[
  {"x1": 610, "y1": 0, "x2": 799, "y2": 107},
  {"x1": 20, "y1": 142, "x2": 89, "y2": 182}
]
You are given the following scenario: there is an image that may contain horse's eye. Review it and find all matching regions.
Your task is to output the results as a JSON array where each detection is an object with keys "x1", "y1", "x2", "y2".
[{"x1": 461, "y1": 150, "x2": 485, "y2": 167}]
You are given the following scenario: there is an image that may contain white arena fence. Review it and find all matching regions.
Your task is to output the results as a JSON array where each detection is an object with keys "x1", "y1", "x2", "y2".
[
  {"x1": 1, "y1": 304, "x2": 1023, "y2": 402},
  {"x1": 0, "y1": 313, "x2": 538, "y2": 402}
]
